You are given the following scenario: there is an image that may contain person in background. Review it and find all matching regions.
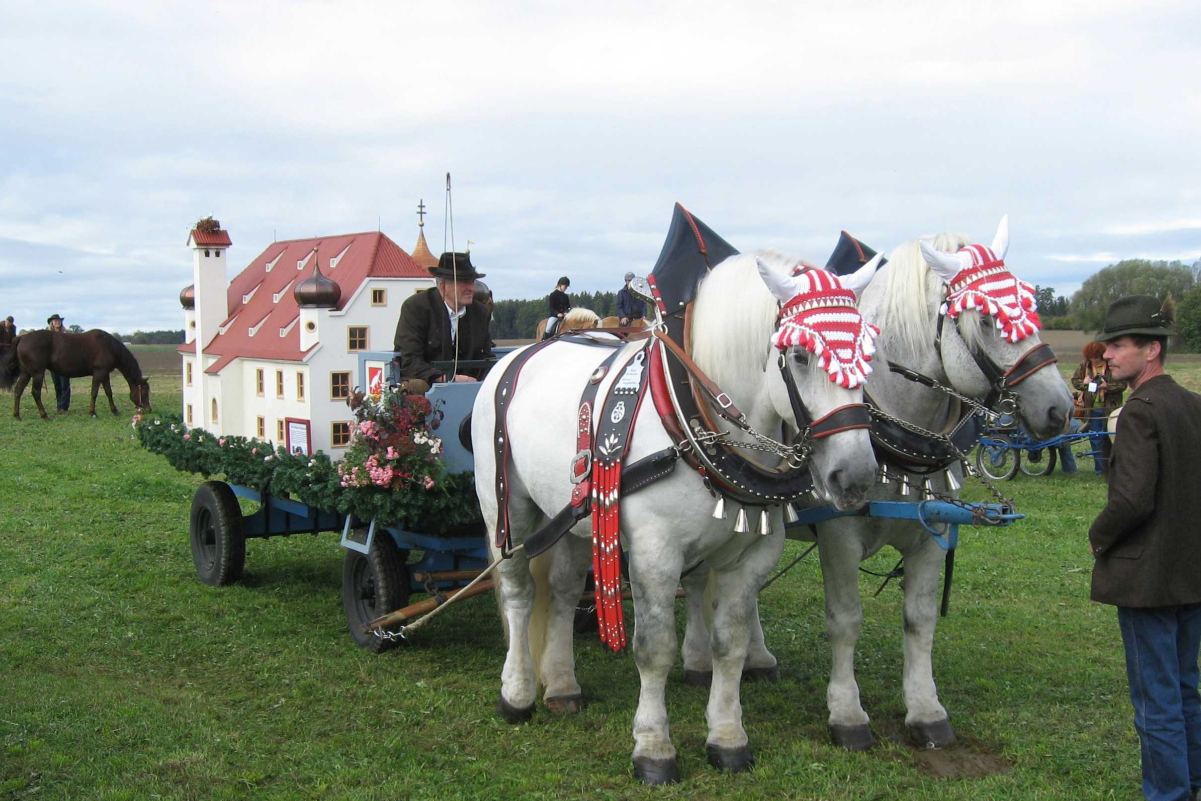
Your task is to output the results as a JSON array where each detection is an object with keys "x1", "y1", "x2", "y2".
[
  {"x1": 0, "y1": 315, "x2": 15, "y2": 346},
  {"x1": 1072, "y1": 340, "x2": 1127, "y2": 475},
  {"x1": 46, "y1": 314, "x2": 70, "y2": 412},
  {"x1": 392, "y1": 253, "x2": 493, "y2": 393},
  {"x1": 616, "y1": 271, "x2": 646, "y2": 327},
  {"x1": 1088, "y1": 295, "x2": 1201, "y2": 801},
  {"x1": 541, "y1": 276, "x2": 571, "y2": 340}
]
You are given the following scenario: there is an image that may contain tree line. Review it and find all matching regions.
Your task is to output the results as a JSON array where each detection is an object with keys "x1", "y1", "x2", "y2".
[{"x1": 490, "y1": 290, "x2": 619, "y2": 339}]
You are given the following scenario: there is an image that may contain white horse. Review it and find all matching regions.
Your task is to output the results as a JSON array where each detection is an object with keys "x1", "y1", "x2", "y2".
[
  {"x1": 472, "y1": 252, "x2": 880, "y2": 783},
  {"x1": 682, "y1": 217, "x2": 1074, "y2": 750}
]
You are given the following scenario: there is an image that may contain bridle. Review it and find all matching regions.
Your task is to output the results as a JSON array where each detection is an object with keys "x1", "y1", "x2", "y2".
[{"x1": 933, "y1": 302, "x2": 1058, "y2": 416}]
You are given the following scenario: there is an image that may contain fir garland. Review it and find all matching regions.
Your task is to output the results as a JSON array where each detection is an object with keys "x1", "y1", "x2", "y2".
[{"x1": 133, "y1": 401, "x2": 481, "y2": 534}]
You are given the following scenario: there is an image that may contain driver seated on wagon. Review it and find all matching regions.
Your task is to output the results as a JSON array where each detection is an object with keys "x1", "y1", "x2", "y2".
[{"x1": 392, "y1": 251, "x2": 494, "y2": 394}]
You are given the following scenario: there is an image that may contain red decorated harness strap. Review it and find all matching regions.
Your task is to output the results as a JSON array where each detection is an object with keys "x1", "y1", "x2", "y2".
[{"x1": 590, "y1": 347, "x2": 652, "y2": 653}]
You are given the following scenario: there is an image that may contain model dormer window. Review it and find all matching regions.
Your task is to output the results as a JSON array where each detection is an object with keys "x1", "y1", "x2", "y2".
[
  {"x1": 265, "y1": 252, "x2": 283, "y2": 273},
  {"x1": 204, "y1": 249, "x2": 211, "y2": 257}
]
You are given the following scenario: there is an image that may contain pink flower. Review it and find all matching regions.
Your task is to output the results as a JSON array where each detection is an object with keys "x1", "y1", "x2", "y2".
[
  {"x1": 218, "y1": 438, "x2": 226, "y2": 446},
  {"x1": 182, "y1": 433, "x2": 191, "y2": 441},
  {"x1": 252, "y1": 447, "x2": 258, "y2": 455},
  {"x1": 385, "y1": 446, "x2": 399, "y2": 460},
  {"x1": 423, "y1": 475, "x2": 435, "y2": 490}
]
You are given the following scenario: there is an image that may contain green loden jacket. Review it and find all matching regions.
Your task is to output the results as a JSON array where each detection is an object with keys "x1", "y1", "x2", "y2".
[
  {"x1": 393, "y1": 288, "x2": 493, "y2": 384},
  {"x1": 1088, "y1": 374, "x2": 1201, "y2": 608}
]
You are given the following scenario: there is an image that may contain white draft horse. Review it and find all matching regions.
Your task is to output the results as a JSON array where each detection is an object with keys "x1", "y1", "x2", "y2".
[
  {"x1": 473, "y1": 252, "x2": 880, "y2": 783},
  {"x1": 682, "y1": 217, "x2": 1074, "y2": 750}
]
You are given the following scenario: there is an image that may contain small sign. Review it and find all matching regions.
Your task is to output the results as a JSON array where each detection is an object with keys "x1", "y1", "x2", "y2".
[
  {"x1": 366, "y1": 361, "x2": 387, "y2": 395},
  {"x1": 286, "y1": 418, "x2": 312, "y2": 456}
]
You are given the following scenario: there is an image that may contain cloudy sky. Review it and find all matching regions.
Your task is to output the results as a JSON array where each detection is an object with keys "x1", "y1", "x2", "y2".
[{"x1": 2, "y1": 0, "x2": 1199, "y2": 333}]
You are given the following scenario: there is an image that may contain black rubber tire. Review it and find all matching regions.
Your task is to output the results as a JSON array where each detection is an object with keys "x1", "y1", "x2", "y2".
[
  {"x1": 189, "y1": 481, "x2": 246, "y2": 586},
  {"x1": 975, "y1": 436, "x2": 1019, "y2": 482},
  {"x1": 342, "y1": 533, "x2": 411, "y2": 654},
  {"x1": 1019, "y1": 446, "x2": 1057, "y2": 477}
]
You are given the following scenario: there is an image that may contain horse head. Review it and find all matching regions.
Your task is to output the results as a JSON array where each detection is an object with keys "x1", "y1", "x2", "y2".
[
  {"x1": 916, "y1": 216, "x2": 1072, "y2": 438},
  {"x1": 755, "y1": 255, "x2": 882, "y2": 510},
  {"x1": 130, "y1": 378, "x2": 152, "y2": 411}
]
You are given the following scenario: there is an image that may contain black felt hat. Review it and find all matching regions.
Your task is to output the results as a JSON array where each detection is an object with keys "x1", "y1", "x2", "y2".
[
  {"x1": 1097, "y1": 295, "x2": 1176, "y2": 341},
  {"x1": 47, "y1": 314, "x2": 63, "y2": 324},
  {"x1": 429, "y1": 252, "x2": 485, "y2": 280}
]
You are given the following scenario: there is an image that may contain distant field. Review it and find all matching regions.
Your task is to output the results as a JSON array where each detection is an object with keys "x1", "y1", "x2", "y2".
[{"x1": 129, "y1": 344, "x2": 184, "y2": 376}]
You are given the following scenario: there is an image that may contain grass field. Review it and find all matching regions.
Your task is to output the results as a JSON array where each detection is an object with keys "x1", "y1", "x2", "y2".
[{"x1": 3, "y1": 357, "x2": 1199, "y2": 800}]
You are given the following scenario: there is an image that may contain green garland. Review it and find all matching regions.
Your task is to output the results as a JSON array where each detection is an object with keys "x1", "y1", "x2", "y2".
[{"x1": 133, "y1": 411, "x2": 481, "y2": 534}]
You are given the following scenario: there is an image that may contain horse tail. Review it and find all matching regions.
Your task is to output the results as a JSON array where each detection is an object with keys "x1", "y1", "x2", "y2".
[
  {"x1": 0, "y1": 337, "x2": 19, "y2": 390},
  {"x1": 526, "y1": 551, "x2": 553, "y2": 688}
]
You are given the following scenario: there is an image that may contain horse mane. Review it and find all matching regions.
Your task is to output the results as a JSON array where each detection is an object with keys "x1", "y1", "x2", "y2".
[
  {"x1": 880, "y1": 232, "x2": 988, "y2": 360},
  {"x1": 96, "y1": 330, "x2": 145, "y2": 384},
  {"x1": 564, "y1": 308, "x2": 600, "y2": 330},
  {"x1": 690, "y1": 251, "x2": 787, "y2": 378}
]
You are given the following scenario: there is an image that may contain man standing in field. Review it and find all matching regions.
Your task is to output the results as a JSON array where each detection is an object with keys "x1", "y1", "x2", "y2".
[
  {"x1": 1089, "y1": 295, "x2": 1201, "y2": 801},
  {"x1": 46, "y1": 314, "x2": 70, "y2": 412}
]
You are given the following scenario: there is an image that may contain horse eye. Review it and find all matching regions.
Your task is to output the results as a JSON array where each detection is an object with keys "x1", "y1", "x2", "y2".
[{"x1": 792, "y1": 350, "x2": 809, "y2": 366}]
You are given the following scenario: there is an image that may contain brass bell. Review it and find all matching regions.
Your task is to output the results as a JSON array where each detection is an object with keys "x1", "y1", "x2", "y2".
[{"x1": 711, "y1": 495, "x2": 727, "y2": 520}]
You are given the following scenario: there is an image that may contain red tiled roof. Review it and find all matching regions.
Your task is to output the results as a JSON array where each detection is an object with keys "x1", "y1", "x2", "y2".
[
  {"x1": 178, "y1": 231, "x2": 429, "y2": 372},
  {"x1": 189, "y1": 229, "x2": 233, "y2": 246}
]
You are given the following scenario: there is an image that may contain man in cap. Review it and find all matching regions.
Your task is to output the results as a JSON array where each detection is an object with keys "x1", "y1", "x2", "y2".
[
  {"x1": 393, "y1": 252, "x2": 494, "y2": 393},
  {"x1": 541, "y1": 277, "x2": 571, "y2": 340},
  {"x1": 1088, "y1": 295, "x2": 1201, "y2": 801},
  {"x1": 0, "y1": 315, "x2": 15, "y2": 346},
  {"x1": 616, "y1": 271, "x2": 646, "y2": 327},
  {"x1": 46, "y1": 314, "x2": 70, "y2": 412}
]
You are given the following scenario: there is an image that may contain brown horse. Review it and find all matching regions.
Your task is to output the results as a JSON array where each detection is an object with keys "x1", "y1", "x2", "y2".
[
  {"x1": 599, "y1": 316, "x2": 648, "y2": 330},
  {"x1": 534, "y1": 308, "x2": 601, "y2": 341},
  {"x1": 0, "y1": 330, "x2": 151, "y2": 420}
]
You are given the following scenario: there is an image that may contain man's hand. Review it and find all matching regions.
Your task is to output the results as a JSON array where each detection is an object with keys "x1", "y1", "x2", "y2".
[
  {"x1": 452, "y1": 374, "x2": 477, "y2": 383},
  {"x1": 620, "y1": 317, "x2": 629, "y2": 326}
]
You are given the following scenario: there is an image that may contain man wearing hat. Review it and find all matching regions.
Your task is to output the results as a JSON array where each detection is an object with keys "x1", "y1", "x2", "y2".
[
  {"x1": 393, "y1": 252, "x2": 494, "y2": 393},
  {"x1": 46, "y1": 314, "x2": 70, "y2": 412},
  {"x1": 615, "y1": 271, "x2": 646, "y2": 327},
  {"x1": 1088, "y1": 295, "x2": 1201, "y2": 801},
  {"x1": 0, "y1": 315, "x2": 15, "y2": 346}
]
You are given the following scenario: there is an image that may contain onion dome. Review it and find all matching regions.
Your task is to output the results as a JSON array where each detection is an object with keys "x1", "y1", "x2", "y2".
[
  {"x1": 180, "y1": 284, "x2": 195, "y2": 309},
  {"x1": 411, "y1": 228, "x2": 438, "y2": 269},
  {"x1": 294, "y1": 249, "x2": 341, "y2": 308}
]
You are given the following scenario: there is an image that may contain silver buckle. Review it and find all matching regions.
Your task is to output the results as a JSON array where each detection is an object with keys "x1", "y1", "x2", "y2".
[{"x1": 570, "y1": 449, "x2": 592, "y2": 483}]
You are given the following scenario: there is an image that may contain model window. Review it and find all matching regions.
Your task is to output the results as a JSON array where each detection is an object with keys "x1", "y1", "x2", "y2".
[
  {"x1": 276, "y1": 370, "x2": 284, "y2": 398},
  {"x1": 371, "y1": 288, "x2": 386, "y2": 306},
  {"x1": 257, "y1": 416, "x2": 265, "y2": 438},
  {"x1": 331, "y1": 372, "x2": 350, "y2": 400},
  {"x1": 211, "y1": 398, "x2": 218, "y2": 423},
  {"x1": 186, "y1": 362, "x2": 193, "y2": 386},
  {"x1": 348, "y1": 326, "x2": 368, "y2": 351},
  {"x1": 332, "y1": 421, "x2": 351, "y2": 447},
  {"x1": 277, "y1": 419, "x2": 285, "y2": 442},
  {"x1": 186, "y1": 404, "x2": 193, "y2": 424},
  {"x1": 297, "y1": 372, "x2": 305, "y2": 400},
  {"x1": 256, "y1": 368, "x2": 264, "y2": 396}
]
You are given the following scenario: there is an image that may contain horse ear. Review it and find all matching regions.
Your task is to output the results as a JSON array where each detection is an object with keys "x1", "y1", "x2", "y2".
[
  {"x1": 919, "y1": 239, "x2": 963, "y2": 284},
  {"x1": 840, "y1": 252, "x2": 884, "y2": 299},
  {"x1": 756, "y1": 257, "x2": 799, "y2": 303},
  {"x1": 990, "y1": 214, "x2": 1010, "y2": 261}
]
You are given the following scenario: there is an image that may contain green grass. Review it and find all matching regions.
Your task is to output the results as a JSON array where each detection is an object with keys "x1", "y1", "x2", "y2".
[{"x1": 3, "y1": 368, "x2": 1196, "y2": 800}]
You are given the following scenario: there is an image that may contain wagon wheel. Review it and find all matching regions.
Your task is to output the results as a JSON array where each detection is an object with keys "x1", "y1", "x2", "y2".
[
  {"x1": 975, "y1": 435, "x2": 1019, "y2": 481},
  {"x1": 342, "y1": 533, "x2": 411, "y2": 654},
  {"x1": 1019, "y1": 445, "x2": 1057, "y2": 477},
  {"x1": 189, "y1": 481, "x2": 246, "y2": 586}
]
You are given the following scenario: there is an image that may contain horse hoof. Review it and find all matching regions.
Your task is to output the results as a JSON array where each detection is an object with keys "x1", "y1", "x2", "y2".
[
  {"x1": 683, "y1": 669, "x2": 712, "y2": 688},
  {"x1": 906, "y1": 718, "x2": 956, "y2": 749},
  {"x1": 706, "y1": 743, "x2": 754, "y2": 773},
  {"x1": 496, "y1": 696, "x2": 535, "y2": 724},
  {"x1": 742, "y1": 665, "x2": 779, "y2": 682},
  {"x1": 830, "y1": 723, "x2": 874, "y2": 751},
  {"x1": 544, "y1": 693, "x2": 585, "y2": 715},
  {"x1": 632, "y1": 756, "x2": 681, "y2": 785},
  {"x1": 91, "y1": 413, "x2": 98, "y2": 419}
]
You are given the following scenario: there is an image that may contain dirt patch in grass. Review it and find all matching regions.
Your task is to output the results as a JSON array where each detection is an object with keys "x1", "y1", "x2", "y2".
[
  {"x1": 910, "y1": 742, "x2": 1013, "y2": 779},
  {"x1": 130, "y1": 345, "x2": 184, "y2": 376}
]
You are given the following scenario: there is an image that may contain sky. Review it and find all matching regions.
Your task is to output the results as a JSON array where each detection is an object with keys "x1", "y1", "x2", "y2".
[{"x1": 2, "y1": 0, "x2": 1199, "y2": 333}]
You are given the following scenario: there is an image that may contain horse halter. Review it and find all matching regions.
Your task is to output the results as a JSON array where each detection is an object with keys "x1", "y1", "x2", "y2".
[{"x1": 933, "y1": 298, "x2": 1058, "y2": 413}]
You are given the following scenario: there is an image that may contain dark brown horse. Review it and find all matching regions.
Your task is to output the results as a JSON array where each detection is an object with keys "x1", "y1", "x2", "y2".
[{"x1": 0, "y1": 330, "x2": 151, "y2": 420}]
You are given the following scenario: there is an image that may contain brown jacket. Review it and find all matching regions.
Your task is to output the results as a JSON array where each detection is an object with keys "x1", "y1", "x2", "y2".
[
  {"x1": 393, "y1": 288, "x2": 493, "y2": 384},
  {"x1": 1071, "y1": 360, "x2": 1126, "y2": 415},
  {"x1": 1088, "y1": 374, "x2": 1201, "y2": 607}
]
